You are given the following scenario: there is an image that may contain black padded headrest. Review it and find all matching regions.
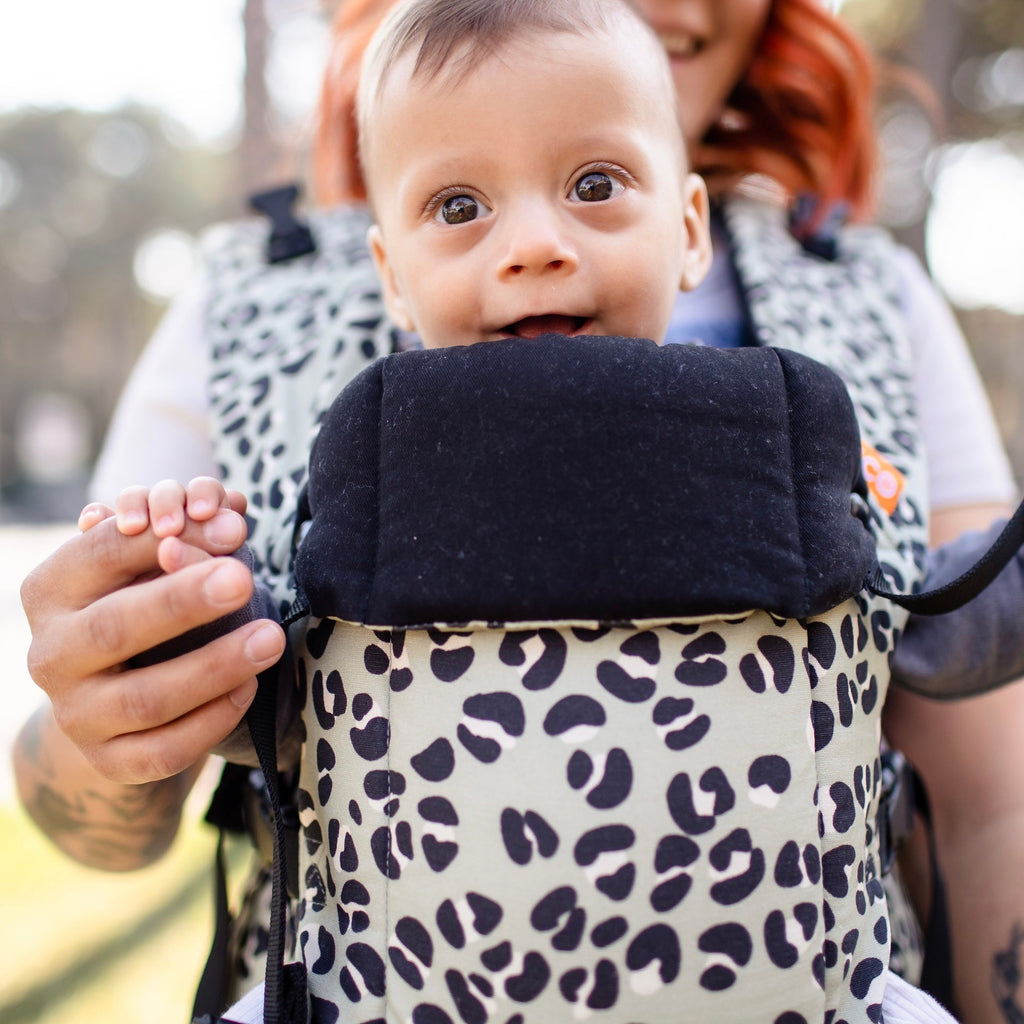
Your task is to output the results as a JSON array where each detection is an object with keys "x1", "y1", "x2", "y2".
[{"x1": 295, "y1": 336, "x2": 876, "y2": 626}]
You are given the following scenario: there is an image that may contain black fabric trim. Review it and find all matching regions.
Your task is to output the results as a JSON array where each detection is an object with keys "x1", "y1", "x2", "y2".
[
  {"x1": 912, "y1": 770, "x2": 956, "y2": 1015},
  {"x1": 190, "y1": 830, "x2": 233, "y2": 1024},
  {"x1": 296, "y1": 336, "x2": 876, "y2": 626}
]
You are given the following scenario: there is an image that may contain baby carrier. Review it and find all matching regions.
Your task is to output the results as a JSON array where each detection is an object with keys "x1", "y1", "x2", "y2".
[
  {"x1": 227, "y1": 336, "x2": 1024, "y2": 1024},
  {"x1": 195, "y1": 192, "x2": 1019, "y2": 1024}
]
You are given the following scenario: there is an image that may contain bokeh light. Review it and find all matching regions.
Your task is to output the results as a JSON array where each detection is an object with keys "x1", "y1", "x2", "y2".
[
  {"x1": 926, "y1": 139, "x2": 1024, "y2": 313},
  {"x1": 132, "y1": 228, "x2": 198, "y2": 301}
]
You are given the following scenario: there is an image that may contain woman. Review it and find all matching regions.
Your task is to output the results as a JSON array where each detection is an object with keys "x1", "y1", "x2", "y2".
[{"x1": 16, "y1": 1, "x2": 1020, "y2": 1020}]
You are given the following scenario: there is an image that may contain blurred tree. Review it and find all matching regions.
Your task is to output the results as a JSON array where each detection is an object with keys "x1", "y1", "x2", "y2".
[
  {"x1": 0, "y1": 107, "x2": 233, "y2": 513},
  {"x1": 844, "y1": 0, "x2": 1024, "y2": 483},
  {"x1": 843, "y1": 0, "x2": 1024, "y2": 240},
  {"x1": 241, "y1": 0, "x2": 284, "y2": 193}
]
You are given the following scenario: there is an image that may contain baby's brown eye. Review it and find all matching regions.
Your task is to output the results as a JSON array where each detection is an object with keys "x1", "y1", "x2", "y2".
[
  {"x1": 438, "y1": 194, "x2": 478, "y2": 224},
  {"x1": 574, "y1": 172, "x2": 615, "y2": 202}
]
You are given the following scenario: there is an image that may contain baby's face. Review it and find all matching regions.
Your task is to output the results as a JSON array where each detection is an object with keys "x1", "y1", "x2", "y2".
[{"x1": 366, "y1": 22, "x2": 711, "y2": 349}]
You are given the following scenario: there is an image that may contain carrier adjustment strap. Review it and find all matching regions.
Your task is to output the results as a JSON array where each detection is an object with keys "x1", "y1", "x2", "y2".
[{"x1": 869, "y1": 497, "x2": 1024, "y2": 614}]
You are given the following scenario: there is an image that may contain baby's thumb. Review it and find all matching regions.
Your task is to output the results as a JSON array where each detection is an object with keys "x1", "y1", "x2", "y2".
[{"x1": 78, "y1": 502, "x2": 114, "y2": 532}]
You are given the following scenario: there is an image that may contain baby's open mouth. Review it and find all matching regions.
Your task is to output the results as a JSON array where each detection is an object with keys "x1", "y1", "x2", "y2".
[{"x1": 501, "y1": 314, "x2": 591, "y2": 339}]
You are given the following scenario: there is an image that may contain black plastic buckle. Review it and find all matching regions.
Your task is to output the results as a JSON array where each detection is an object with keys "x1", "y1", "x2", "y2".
[
  {"x1": 249, "y1": 183, "x2": 316, "y2": 264},
  {"x1": 788, "y1": 193, "x2": 849, "y2": 261},
  {"x1": 877, "y1": 748, "x2": 917, "y2": 875}
]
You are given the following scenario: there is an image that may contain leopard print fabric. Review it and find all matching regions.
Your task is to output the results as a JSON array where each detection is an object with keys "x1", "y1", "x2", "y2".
[{"x1": 294, "y1": 606, "x2": 896, "y2": 1023}]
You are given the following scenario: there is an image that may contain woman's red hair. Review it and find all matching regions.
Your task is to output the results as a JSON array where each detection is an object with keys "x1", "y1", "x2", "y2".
[
  {"x1": 311, "y1": 0, "x2": 878, "y2": 219},
  {"x1": 698, "y1": 0, "x2": 878, "y2": 220},
  {"x1": 311, "y1": 0, "x2": 397, "y2": 206}
]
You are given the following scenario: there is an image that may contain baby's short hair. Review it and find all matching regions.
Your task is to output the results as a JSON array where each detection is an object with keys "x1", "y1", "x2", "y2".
[{"x1": 357, "y1": 0, "x2": 671, "y2": 187}]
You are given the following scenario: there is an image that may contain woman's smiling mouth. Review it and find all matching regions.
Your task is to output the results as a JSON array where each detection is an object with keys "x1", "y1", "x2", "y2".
[{"x1": 657, "y1": 31, "x2": 704, "y2": 60}]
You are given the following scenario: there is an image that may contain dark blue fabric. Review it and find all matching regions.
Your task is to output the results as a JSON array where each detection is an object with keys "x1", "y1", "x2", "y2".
[{"x1": 295, "y1": 336, "x2": 876, "y2": 626}]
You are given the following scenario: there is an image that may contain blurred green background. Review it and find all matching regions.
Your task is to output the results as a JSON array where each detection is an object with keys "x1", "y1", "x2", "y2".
[
  {"x1": 2, "y1": 1, "x2": 1024, "y2": 1021},
  {"x1": 0, "y1": 799, "x2": 228, "y2": 1024}
]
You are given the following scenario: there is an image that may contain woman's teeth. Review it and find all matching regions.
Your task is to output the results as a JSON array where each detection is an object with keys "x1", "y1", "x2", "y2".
[{"x1": 660, "y1": 32, "x2": 702, "y2": 58}]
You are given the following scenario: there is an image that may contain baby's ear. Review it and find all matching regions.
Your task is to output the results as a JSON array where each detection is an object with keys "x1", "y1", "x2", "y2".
[
  {"x1": 367, "y1": 224, "x2": 416, "y2": 332},
  {"x1": 679, "y1": 173, "x2": 713, "y2": 292}
]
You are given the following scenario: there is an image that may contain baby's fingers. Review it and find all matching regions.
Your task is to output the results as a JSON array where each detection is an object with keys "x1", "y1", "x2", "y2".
[
  {"x1": 225, "y1": 489, "x2": 247, "y2": 517},
  {"x1": 185, "y1": 476, "x2": 230, "y2": 522},
  {"x1": 79, "y1": 502, "x2": 114, "y2": 532},
  {"x1": 157, "y1": 535, "x2": 213, "y2": 574},
  {"x1": 115, "y1": 485, "x2": 155, "y2": 536},
  {"x1": 147, "y1": 479, "x2": 189, "y2": 538}
]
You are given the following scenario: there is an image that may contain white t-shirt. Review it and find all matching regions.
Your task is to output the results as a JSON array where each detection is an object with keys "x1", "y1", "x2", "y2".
[{"x1": 91, "y1": 233, "x2": 1016, "y2": 514}]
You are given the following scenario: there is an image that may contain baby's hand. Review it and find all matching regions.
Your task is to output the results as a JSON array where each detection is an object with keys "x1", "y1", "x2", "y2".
[
  {"x1": 78, "y1": 478, "x2": 249, "y2": 577},
  {"x1": 79, "y1": 477, "x2": 245, "y2": 538},
  {"x1": 120, "y1": 477, "x2": 235, "y2": 538}
]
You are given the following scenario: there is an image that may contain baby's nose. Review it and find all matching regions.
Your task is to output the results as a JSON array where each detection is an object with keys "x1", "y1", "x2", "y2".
[{"x1": 498, "y1": 207, "x2": 579, "y2": 277}]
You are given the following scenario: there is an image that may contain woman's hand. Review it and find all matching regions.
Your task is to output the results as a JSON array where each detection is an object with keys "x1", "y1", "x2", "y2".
[{"x1": 20, "y1": 510, "x2": 286, "y2": 784}]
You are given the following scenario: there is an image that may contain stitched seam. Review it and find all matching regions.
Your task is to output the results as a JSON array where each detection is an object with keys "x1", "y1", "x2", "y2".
[
  {"x1": 384, "y1": 629, "x2": 393, "y2": 1013},
  {"x1": 365, "y1": 359, "x2": 385, "y2": 624},
  {"x1": 774, "y1": 349, "x2": 812, "y2": 619}
]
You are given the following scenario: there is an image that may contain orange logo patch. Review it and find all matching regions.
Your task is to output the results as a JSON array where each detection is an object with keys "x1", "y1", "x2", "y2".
[{"x1": 861, "y1": 442, "x2": 905, "y2": 516}]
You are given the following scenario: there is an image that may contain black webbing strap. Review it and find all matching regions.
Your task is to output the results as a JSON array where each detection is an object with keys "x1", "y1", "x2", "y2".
[
  {"x1": 240, "y1": 665, "x2": 308, "y2": 1024},
  {"x1": 248, "y1": 185, "x2": 316, "y2": 265},
  {"x1": 191, "y1": 829, "x2": 234, "y2": 1024},
  {"x1": 192, "y1": 762, "x2": 252, "y2": 1024},
  {"x1": 869, "y1": 497, "x2": 1024, "y2": 614},
  {"x1": 913, "y1": 770, "x2": 956, "y2": 1014}
]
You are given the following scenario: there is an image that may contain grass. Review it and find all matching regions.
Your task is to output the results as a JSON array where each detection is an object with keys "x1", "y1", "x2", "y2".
[{"x1": 0, "y1": 787, "x2": 254, "y2": 1024}]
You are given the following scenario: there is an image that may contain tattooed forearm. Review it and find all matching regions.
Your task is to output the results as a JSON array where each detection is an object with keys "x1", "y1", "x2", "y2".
[
  {"x1": 13, "y1": 706, "x2": 190, "y2": 870},
  {"x1": 23, "y1": 777, "x2": 185, "y2": 869},
  {"x1": 993, "y1": 923, "x2": 1024, "y2": 1024}
]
